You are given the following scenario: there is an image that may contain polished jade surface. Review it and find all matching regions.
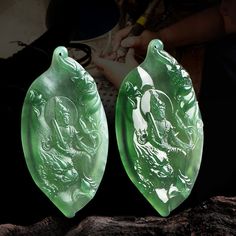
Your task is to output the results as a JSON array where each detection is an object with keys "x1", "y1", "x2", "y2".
[
  {"x1": 21, "y1": 46, "x2": 108, "y2": 217},
  {"x1": 116, "y1": 39, "x2": 203, "y2": 217}
]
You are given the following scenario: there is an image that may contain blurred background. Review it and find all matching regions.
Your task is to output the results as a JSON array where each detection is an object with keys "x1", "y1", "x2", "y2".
[{"x1": 0, "y1": 0, "x2": 49, "y2": 58}]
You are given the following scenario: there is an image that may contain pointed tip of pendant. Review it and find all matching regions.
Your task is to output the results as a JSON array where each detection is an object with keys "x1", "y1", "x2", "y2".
[
  {"x1": 149, "y1": 39, "x2": 164, "y2": 51},
  {"x1": 53, "y1": 46, "x2": 68, "y2": 59}
]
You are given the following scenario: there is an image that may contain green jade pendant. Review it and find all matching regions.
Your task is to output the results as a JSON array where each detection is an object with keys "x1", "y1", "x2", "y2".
[
  {"x1": 116, "y1": 39, "x2": 203, "y2": 217},
  {"x1": 21, "y1": 47, "x2": 108, "y2": 217}
]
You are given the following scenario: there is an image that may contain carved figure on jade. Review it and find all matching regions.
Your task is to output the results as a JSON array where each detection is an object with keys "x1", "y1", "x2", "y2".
[
  {"x1": 116, "y1": 39, "x2": 203, "y2": 217},
  {"x1": 21, "y1": 47, "x2": 108, "y2": 217}
]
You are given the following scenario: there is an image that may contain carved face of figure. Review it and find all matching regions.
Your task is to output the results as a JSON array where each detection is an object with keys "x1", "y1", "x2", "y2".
[
  {"x1": 62, "y1": 112, "x2": 71, "y2": 126},
  {"x1": 55, "y1": 98, "x2": 72, "y2": 127},
  {"x1": 152, "y1": 97, "x2": 166, "y2": 121}
]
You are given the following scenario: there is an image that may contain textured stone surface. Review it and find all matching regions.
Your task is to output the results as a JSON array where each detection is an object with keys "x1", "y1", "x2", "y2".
[
  {"x1": 0, "y1": 196, "x2": 235, "y2": 236},
  {"x1": 0, "y1": 217, "x2": 72, "y2": 236}
]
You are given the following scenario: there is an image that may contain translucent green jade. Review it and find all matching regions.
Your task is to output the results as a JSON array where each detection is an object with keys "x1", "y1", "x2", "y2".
[
  {"x1": 21, "y1": 47, "x2": 108, "y2": 217},
  {"x1": 116, "y1": 39, "x2": 203, "y2": 217}
]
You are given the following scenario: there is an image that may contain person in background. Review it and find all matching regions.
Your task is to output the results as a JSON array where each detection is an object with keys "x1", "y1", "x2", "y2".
[{"x1": 93, "y1": 0, "x2": 236, "y2": 87}]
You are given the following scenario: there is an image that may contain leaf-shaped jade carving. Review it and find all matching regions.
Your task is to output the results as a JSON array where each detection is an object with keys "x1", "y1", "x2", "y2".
[
  {"x1": 21, "y1": 46, "x2": 108, "y2": 217},
  {"x1": 116, "y1": 39, "x2": 203, "y2": 217}
]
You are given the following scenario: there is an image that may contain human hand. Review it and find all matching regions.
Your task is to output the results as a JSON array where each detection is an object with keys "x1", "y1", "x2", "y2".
[
  {"x1": 93, "y1": 48, "x2": 138, "y2": 88},
  {"x1": 120, "y1": 30, "x2": 159, "y2": 56},
  {"x1": 112, "y1": 25, "x2": 133, "y2": 53},
  {"x1": 113, "y1": 28, "x2": 159, "y2": 58}
]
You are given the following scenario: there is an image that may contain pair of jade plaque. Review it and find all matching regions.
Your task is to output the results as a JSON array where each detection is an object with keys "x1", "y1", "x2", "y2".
[{"x1": 21, "y1": 40, "x2": 203, "y2": 218}]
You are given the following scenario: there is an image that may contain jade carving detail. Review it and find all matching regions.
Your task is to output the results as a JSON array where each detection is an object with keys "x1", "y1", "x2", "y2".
[
  {"x1": 21, "y1": 47, "x2": 108, "y2": 217},
  {"x1": 116, "y1": 39, "x2": 203, "y2": 217}
]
